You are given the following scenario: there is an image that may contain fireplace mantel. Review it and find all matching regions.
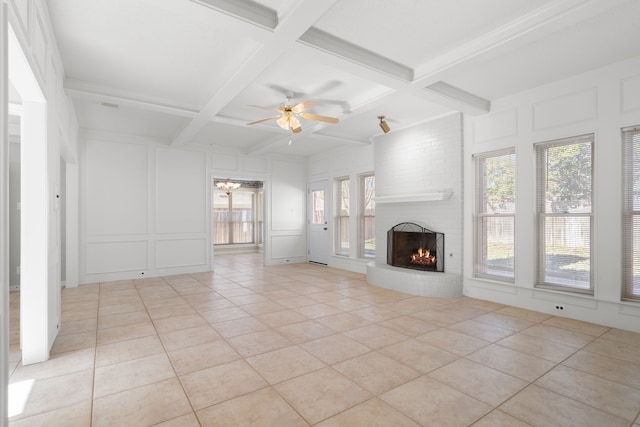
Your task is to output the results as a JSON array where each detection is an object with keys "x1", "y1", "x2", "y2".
[{"x1": 376, "y1": 189, "x2": 453, "y2": 204}]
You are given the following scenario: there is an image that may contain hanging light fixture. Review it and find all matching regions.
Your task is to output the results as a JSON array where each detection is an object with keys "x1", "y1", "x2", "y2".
[
  {"x1": 216, "y1": 179, "x2": 241, "y2": 195},
  {"x1": 378, "y1": 115, "x2": 390, "y2": 133}
]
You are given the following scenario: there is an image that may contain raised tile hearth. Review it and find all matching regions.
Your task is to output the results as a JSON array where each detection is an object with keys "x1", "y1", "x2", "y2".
[{"x1": 367, "y1": 263, "x2": 463, "y2": 298}]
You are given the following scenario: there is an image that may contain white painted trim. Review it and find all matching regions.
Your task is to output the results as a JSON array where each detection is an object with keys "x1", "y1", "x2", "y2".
[
  {"x1": 20, "y1": 99, "x2": 50, "y2": 365},
  {"x1": 64, "y1": 162, "x2": 78, "y2": 287},
  {"x1": 0, "y1": 4, "x2": 10, "y2": 425}
]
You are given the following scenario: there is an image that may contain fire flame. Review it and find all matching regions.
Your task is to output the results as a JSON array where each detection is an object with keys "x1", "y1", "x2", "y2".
[{"x1": 410, "y1": 248, "x2": 436, "y2": 265}]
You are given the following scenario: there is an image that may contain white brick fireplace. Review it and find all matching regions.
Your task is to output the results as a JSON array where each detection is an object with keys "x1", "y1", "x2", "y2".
[{"x1": 367, "y1": 113, "x2": 463, "y2": 297}]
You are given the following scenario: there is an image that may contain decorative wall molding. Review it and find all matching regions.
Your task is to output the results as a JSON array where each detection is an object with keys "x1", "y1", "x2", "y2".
[
  {"x1": 85, "y1": 240, "x2": 149, "y2": 275},
  {"x1": 156, "y1": 238, "x2": 207, "y2": 268},
  {"x1": 621, "y1": 74, "x2": 640, "y2": 113},
  {"x1": 532, "y1": 87, "x2": 597, "y2": 131}
]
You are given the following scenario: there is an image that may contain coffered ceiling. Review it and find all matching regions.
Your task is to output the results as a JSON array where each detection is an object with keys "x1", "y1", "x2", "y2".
[{"x1": 47, "y1": 0, "x2": 640, "y2": 156}]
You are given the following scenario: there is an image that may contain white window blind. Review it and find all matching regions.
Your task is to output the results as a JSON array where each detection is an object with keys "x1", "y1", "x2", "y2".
[
  {"x1": 213, "y1": 189, "x2": 256, "y2": 245},
  {"x1": 335, "y1": 177, "x2": 350, "y2": 256},
  {"x1": 474, "y1": 148, "x2": 516, "y2": 282},
  {"x1": 623, "y1": 126, "x2": 640, "y2": 300},
  {"x1": 536, "y1": 134, "x2": 593, "y2": 293}
]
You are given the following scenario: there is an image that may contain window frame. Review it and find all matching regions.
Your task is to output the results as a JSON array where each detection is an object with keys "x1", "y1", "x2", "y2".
[
  {"x1": 359, "y1": 172, "x2": 375, "y2": 259},
  {"x1": 535, "y1": 134, "x2": 594, "y2": 294},
  {"x1": 335, "y1": 176, "x2": 350, "y2": 256},
  {"x1": 474, "y1": 147, "x2": 516, "y2": 283},
  {"x1": 623, "y1": 125, "x2": 640, "y2": 301}
]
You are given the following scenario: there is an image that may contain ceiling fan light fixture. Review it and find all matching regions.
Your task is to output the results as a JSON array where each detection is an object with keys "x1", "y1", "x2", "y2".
[
  {"x1": 247, "y1": 95, "x2": 338, "y2": 133},
  {"x1": 289, "y1": 115, "x2": 301, "y2": 130},
  {"x1": 277, "y1": 114, "x2": 289, "y2": 129},
  {"x1": 378, "y1": 115, "x2": 390, "y2": 133}
]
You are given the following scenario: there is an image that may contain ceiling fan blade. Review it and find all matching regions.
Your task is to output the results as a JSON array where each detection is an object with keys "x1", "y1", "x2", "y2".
[
  {"x1": 299, "y1": 113, "x2": 339, "y2": 124},
  {"x1": 246, "y1": 115, "x2": 280, "y2": 125},
  {"x1": 292, "y1": 100, "x2": 316, "y2": 113},
  {"x1": 292, "y1": 126, "x2": 302, "y2": 134},
  {"x1": 247, "y1": 104, "x2": 282, "y2": 113}
]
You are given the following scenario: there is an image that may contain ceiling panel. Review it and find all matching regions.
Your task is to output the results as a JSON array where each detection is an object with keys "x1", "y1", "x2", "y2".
[
  {"x1": 314, "y1": 0, "x2": 554, "y2": 69},
  {"x1": 441, "y1": 0, "x2": 640, "y2": 100},
  {"x1": 74, "y1": 99, "x2": 190, "y2": 140},
  {"x1": 191, "y1": 121, "x2": 282, "y2": 149},
  {"x1": 50, "y1": 0, "x2": 262, "y2": 108}
]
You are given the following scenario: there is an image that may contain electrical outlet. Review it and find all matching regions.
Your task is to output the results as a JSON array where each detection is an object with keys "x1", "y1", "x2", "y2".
[{"x1": 554, "y1": 304, "x2": 566, "y2": 311}]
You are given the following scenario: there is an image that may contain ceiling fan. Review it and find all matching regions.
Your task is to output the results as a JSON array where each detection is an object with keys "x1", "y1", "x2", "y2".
[{"x1": 246, "y1": 94, "x2": 339, "y2": 133}]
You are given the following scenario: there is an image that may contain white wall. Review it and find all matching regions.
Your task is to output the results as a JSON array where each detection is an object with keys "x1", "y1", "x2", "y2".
[
  {"x1": 78, "y1": 134, "x2": 308, "y2": 283},
  {"x1": 375, "y1": 113, "x2": 464, "y2": 274},
  {"x1": 307, "y1": 143, "x2": 374, "y2": 273},
  {"x1": 464, "y1": 55, "x2": 640, "y2": 333}
]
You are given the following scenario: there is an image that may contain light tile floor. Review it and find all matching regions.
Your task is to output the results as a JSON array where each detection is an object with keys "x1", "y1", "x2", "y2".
[{"x1": 7, "y1": 254, "x2": 640, "y2": 426}]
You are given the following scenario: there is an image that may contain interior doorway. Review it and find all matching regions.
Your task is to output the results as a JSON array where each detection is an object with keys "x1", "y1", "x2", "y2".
[
  {"x1": 7, "y1": 21, "x2": 54, "y2": 366},
  {"x1": 212, "y1": 178, "x2": 265, "y2": 256}
]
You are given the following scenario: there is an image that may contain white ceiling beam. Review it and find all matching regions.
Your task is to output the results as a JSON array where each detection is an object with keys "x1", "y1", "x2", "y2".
[
  {"x1": 299, "y1": 28, "x2": 414, "y2": 82},
  {"x1": 64, "y1": 79, "x2": 199, "y2": 118},
  {"x1": 170, "y1": 0, "x2": 341, "y2": 147},
  {"x1": 423, "y1": 82, "x2": 490, "y2": 116},
  {"x1": 190, "y1": 0, "x2": 278, "y2": 30}
]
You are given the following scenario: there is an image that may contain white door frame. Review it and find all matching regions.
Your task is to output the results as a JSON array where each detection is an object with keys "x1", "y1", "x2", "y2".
[
  {"x1": 1, "y1": 4, "x2": 10, "y2": 425},
  {"x1": 308, "y1": 179, "x2": 330, "y2": 265},
  {"x1": 210, "y1": 175, "x2": 268, "y2": 267}
]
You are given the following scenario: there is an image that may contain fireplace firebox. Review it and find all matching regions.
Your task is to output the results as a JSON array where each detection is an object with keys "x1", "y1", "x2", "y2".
[{"x1": 387, "y1": 222, "x2": 444, "y2": 272}]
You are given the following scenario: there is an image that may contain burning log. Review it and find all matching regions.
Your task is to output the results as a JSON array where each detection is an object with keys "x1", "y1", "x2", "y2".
[{"x1": 410, "y1": 248, "x2": 436, "y2": 266}]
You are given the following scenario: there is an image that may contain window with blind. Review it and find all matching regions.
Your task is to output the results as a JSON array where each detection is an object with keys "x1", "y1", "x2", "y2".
[
  {"x1": 623, "y1": 126, "x2": 640, "y2": 300},
  {"x1": 360, "y1": 173, "x2": 375, "y2": 258},
  {"x1": 335, "y1": 177, "x2": 350, "y2": 256},
  {"x1": 536, "y1": 134, "x2": 593, "y2": 293},
  {"x1": 474, "y1": 148, "x2": 516, "y2": 282}
]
